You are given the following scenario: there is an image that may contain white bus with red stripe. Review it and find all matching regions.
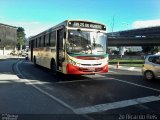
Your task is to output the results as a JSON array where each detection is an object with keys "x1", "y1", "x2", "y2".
[{"x1": 29, "y1": 20, "x2": 108, "y2": 75}]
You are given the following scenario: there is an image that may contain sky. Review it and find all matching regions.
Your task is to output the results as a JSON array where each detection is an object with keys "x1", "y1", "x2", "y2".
[{"x1": 0, "y1": 0, "x2": 160, "y2": 37}]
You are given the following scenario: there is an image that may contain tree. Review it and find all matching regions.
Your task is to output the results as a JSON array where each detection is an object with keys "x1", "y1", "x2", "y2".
[
  {"x1": 17, "y1": 27, "x2": 26, "y2": 50},
  {"x1": 152, "y1": 46, "x2": 160, "y2": 54},
  {"x1": 142, "y1": 46, "x2": 154, "y2": 54}
]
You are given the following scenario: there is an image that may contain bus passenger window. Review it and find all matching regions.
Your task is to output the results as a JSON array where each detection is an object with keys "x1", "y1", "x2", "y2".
[
  {"x1": 40, "y1": 36, "x2": 43, "y2": 47},
  {"x1": 35, "y1": 39, "x2": 38, "y2": 48},
  {"x1": 45, "y1": 34, "x2": 49, "y2": 46},
  {"x1": 43, "y1": 35, "x2": 46, "y2": 47},
  {"x1": 39, "y1": 37, "x2": 41, "y2": 47},
  {"x1": 48, "y1": 33, "x2": 51, "y2": 46},
  {"x1": 50, "y1": 31, "x2": 56, "y2": 47},
  {"x1": 37, "y1": 38, "x2": 40, "y2": 47},
  {"x1": 32, "y1": 40, "x2": 34, "y2": 48},
  {"x1": 59, "y1": 29, "x2": 64, "y2": 49}
]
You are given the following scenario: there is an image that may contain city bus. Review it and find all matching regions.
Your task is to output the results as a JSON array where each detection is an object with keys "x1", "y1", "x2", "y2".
[{"x1": 29, "y1": 20, "x2": 108, "y2": 75}]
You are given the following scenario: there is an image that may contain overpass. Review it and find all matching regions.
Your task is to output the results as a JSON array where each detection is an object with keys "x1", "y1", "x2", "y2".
[{"x1": 107, "y1": 26, "x2": 160, "y2": 46}]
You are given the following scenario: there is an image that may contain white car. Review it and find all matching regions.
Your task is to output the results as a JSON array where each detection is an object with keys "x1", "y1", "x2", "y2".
[{"x1": 142, "y1": 55, "x2": 160, "y2": 80}]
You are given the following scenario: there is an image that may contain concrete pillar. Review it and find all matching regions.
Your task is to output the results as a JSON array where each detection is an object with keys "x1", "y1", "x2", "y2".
[{"x1": 119, "y1": 47, "x2": 125, "y2": 58}]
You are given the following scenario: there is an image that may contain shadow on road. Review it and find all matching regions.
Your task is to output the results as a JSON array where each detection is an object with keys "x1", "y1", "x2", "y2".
[
  {"x1": 17, "y1": 60, "x2": 92, "y2": 83},
  {"x1": 17, "y1": 60, "x2": 160, "y2": 88}
]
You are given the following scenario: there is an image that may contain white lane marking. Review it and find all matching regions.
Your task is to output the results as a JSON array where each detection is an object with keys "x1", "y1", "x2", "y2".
[
  {"x1": 0, "y1": 79, "x2": 25, "y2": 83},
  {"x1": 57, "y1": 77, "x2": 107, "y2": 84},
  {"x1": 24, "y1": 79, "x2": 50, "y2": 85},
  {"x1": 15, "y1": 61, "x2": 160, "y2": 116},
  {"x1": 15, "y1": 61, "x2": 75, "y2": 111},
  {"x1": 16, "y1": 61, "x2": 95, "y2": 120},
  {"x1": 0, "y1": 74, "x2": 19, "y2": 80},
  {"x1": 25, "y1": 81, "x2": 49, "y2": 85},
  {"x1": 111, "y1": 78, "x2": 160, "y2": 92},
  {"x1": 74, "y1": 95, "x2": 160, "y2": 114}
]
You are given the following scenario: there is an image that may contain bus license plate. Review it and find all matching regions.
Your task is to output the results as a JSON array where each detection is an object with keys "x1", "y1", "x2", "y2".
[{"x1": 88, "y1": 68, "x2": 95, "y2": 71}]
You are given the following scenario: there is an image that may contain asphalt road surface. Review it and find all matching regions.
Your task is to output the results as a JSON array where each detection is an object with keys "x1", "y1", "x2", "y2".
[{"x1": 0, "y1": 58, "x2": 160, "y2": 120}]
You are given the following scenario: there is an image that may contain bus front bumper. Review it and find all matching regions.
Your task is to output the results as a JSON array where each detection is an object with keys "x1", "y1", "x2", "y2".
[{"x1": 66, "y1": 63, "x2": 108, "y2": 75}]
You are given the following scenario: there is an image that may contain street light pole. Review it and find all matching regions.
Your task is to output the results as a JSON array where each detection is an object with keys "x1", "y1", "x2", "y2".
[{"x1": 111, "y1": 15, "x2": 115, "y2": 36}]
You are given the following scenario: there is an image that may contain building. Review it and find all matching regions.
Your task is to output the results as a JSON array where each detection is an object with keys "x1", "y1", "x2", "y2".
[{"x1": 0, "y1": 23, "x2": 17, "y2": 55}]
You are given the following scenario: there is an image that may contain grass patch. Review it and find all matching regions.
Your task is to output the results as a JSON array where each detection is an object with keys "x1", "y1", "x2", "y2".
[
  {"x1": 109, "y1": 59, "x2": 144, "y2": 67},
  {"x1": 120, "y1": 64, "x2": 143, "y2": 67},
  {"x1": 109, "y1": 59, "x2": 144, "y2": 63}
]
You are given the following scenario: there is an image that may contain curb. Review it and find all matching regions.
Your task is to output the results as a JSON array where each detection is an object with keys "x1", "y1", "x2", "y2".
[
  {"x1": 0, "y1": 55, "x2": 24, "y2": 59},
  {"x1": 109, "y1": 65, "x2": 141, "y2": 72}
]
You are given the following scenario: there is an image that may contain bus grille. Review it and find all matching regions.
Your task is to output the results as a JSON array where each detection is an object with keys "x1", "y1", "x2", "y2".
[
  {"x1": 81, "y1": 64, "x2": 101, "y2": 66},
  {"x1": 79, "y1": 67, "x2": 103, "y2": 72}
]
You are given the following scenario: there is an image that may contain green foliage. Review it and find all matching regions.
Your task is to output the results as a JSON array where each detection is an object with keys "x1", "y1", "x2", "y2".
[
  {"x1": 142, "y1": 46, "x2": 154, "y2": 53},
  {"x1": 109, "y1": 59, "x2": 144, "y2": 67},
  {"x1": 17, "y1": 27, "x2": 26, "y2": 46},
  {"x1": 109, "y1": 59, "x2": 144, "y2": 63},
  {"x1": 152, "y1": 46, "x2": 160, "y2": 53}
]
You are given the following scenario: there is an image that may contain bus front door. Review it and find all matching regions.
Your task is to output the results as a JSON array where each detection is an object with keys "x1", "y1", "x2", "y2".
[{"x1": 56, "y1": 28, "x2": 64, "y2": 71}]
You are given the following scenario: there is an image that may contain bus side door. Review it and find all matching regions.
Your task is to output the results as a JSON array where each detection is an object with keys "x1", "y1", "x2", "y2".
[{"x1": 57, "y1": 28, "x2": 64, "y2": 70}]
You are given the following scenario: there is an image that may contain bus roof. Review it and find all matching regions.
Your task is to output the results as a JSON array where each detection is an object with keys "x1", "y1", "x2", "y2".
[{"x1": 29, "y1": 20, "x2": 106, "y2": 40}]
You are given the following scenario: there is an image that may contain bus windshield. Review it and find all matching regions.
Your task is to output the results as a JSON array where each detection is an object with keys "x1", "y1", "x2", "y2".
[{"x1": 67, "y1": 30, "x2": 107, "y2": 55}]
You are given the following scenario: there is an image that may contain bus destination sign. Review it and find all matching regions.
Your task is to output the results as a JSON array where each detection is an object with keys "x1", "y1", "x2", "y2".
[{"x1": 68, "y1": 21, "x2": 106, "y2": 30}]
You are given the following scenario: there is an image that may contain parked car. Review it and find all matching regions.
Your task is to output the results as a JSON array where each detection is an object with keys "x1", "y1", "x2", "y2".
[{"x1": 142, "y1": 55, "x2": 160, "y2": 80}]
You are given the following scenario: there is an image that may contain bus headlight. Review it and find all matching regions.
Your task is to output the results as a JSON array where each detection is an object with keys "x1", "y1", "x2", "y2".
[
  {"x1": 69, "y1": 59, "x2": 76, "y2": 65},
  {"x1": 69, "y1": 58, "x2": 80, "y2": 66}
]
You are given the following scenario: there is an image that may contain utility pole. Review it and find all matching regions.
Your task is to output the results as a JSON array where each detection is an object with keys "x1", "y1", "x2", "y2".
[{"x1": 111, "y1": 15, "x2": 115, "y2": 36}]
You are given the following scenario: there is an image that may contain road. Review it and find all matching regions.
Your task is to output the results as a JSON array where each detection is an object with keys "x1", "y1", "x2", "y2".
[{"x1": 0, "y1": 58, "x2": 160, "y2": 120}]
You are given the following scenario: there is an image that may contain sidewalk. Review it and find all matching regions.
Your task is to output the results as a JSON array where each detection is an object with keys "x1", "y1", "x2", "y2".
[
  {"x1": 109, "y1": 64, "x2": 141, "y2": 72},
  {"x1": 0, "y1": 55, "x2": 24, "y2": 60}
]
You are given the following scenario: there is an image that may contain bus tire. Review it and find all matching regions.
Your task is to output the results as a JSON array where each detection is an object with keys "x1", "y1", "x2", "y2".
[{"x1": 50, "y1": 59, "x2": 57, "y2": 76}]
